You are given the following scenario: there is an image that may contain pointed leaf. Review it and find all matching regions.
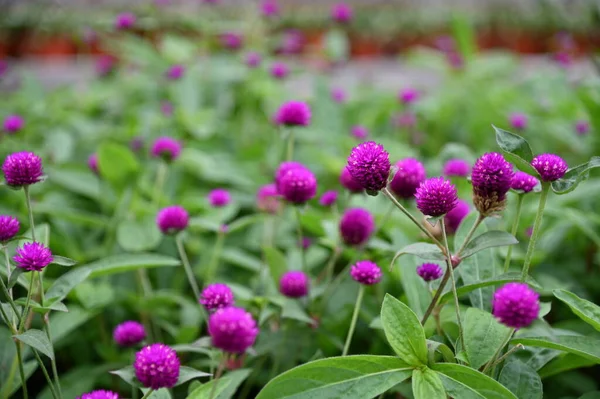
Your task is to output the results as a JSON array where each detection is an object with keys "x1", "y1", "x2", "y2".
[
  {"x1": 390, "y1": 243, "x2": 445, "y2": 268},
  {"x1": 110, "y1": 366, "x2": 142, "y2": 388},
  {"x1": 460, "y1": 231, "x2": 518, "y2": 260},
  {"x1": 7, "y1": 268, "x2": 26, "y2": 289},
  {"x1": 463, "y1": 308, "x2": 511, "y2": 369},
  {"x1": 188, "y1": 378, "x2": 231, "y2": 399},
  {"x1": 98, "y1": 142, "x2": 140, "y2": 189},
  {"x1": 511, "y1": 336, "x2": 600, "y2": 363},
  {"x1": 493, "y1": 126, "x2": 538, "y2": 176},
  {"x1": 553, "y1": 289, "x2": 600, "y2": 333},
  {"x1": 46, "y1": 267, "x2": 92, "y2": 302},
  {"x1": 281, "y1": 298, "x2": 313, "y2": 324},
  {"x1": 14, "y1": 329, "x2": 54, "y2": 360},
  {"x1": 412, "y1": 368, "x2": 446, "y2": 399},
  {"x1": 427, "y1": 340, "x2": 456, "y2": 364},
  {"x1": 498, "y1": 360, "x2": 542, "y2": 399},
  {"x1": 51, "y1": 256, "x2": 77, "y2": 267},
  {"x1": 117, "y1": 218, "x2": 162, "y2": 252},
  {"x1": 86, "y1": 254, "x2": 180, "y2": 278},
  {"x1": 552, "y1": 156, "x2": 600, "y2": 195},
  {"x1": 175, "y1": 366, "x2": 211, "y2": 386},
  {"x1": 433, "y1": 363, "x2": 518, "y2": 399}
]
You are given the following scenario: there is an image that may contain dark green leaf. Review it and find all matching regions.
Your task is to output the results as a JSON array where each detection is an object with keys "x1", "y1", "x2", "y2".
[
  {"x1": 14, "y1": 329, "x2": 54, "y2": 360},
  {"x1": 86, "y1": 253, "x2": 180, "y2": 278},
  {"x1": 511, "y1": 336, "x2": 600, "y2": 363},
  {"x1": 553, "y1": 289, "x2": 600, "y2": 333},
  {"x1": 46, "y1": 267, "x2": 92, "y2": 302},
  {"x1": 210, "y1": 368, "x2": 251, "y2": 399},
  {"x1": 281, "y1": 298, "x2": 313, "y2": 324},
  {"x1": 493, "y1": 126, "x2": 537, "y2": 175},
  {"x1": 116, "y1": 218, "x2": 162, "y2": 252},
  {"x1": 175, "y1": 366, "x2": 211, "y2": 386},
  {"x1": 8, "y1": 268, "x2": 26, "y2": 289},
  {"x1": 412, "y1": 368, "x2": 446, "y2": 399},
  {"x1": 98, "y1": 142, "x2": 140, "y2": 189},
  {"x1": 433, "y1": 363, "x2": 518, "y2": 399},
  {"x1": 263, "y1": 247, "x2": 287, "y2": 287},
  {"x1": 538, "y1": 353, "x2": 595, "y2": 379},
  {"x1": 551, "y1": 156, "x2": 600, "y2": 195},
  {"x1": 427, "y1": 340, "x2": 456, "y2": 364},
  {"x1": 188, "y1": 378, "x2": 231, "y2": 399},
  {"x1": 579, "y1": 392, "x2": 600, "y2": 399},
  {"x1": 498, "y1": 360, "x2": 542, "y2": 399},
  {"x1": 460, "y1": 231, "x2": 518, "y2": 260},
  {"x1": 110, "y1": 366, "x2": 142, "y2": 388},
  {"x1": 463, "y1": 308, "x2": 511, "y2": 369},
  {"x1": 228, "y1": 215, "x2": 264, "y2": 234},
  {"x1": 51, "y1": 256, "x2": 77, "y2": 267}
]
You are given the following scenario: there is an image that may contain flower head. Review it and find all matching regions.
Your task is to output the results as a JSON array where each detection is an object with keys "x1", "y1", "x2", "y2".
[
  {"x1": 339, "y1": 208, "x2": 375, "y2": 246},
  {"x1": 150, "y1": 136, "x2": 182, "y2": 162},
  {"x1": 260, "y1": 0, "x2": 279, "y2": 17},
  {"x1": 200, "y1": 283, "x2": 235, "y2": 311},
  {"x1": 221, "y1": 32, "x2": 243, "y2": 50},
  {"x1": 275, "y1": 161, "x2": 307, "y2": 193},
  {"x1": 575, "y1": 120, "x2": 589, "y2": 136},
  {"x1": 443, "y1": 159, "x2": 470, "y2": 178},
  {"x1": 417, "y1": 263, "x2": 443, "y2": 282},
  {"x1": 415, "y1": 177, "x2": 458, "y2": 217},
  {"x1": 350, "y1": 260, "x2": 382, "y2": 285},
  {"x1": 319, "y1": 190, "x2": 338, "y2": 207},
  {"x1": 393, "y1": 112, "x2": 417, "y2": 128},
  {"x1": 270, "y1": 62, "x2": 289, "y2": 79},
  {"x1": 95, "y1": 55, "x2": 116, "y2": 77},
  {"x1": 3, "y1": 115, "x2": 24, "y2": 133},
  {"x1": 245, "y1": 52, "x2": 262, "y2": 68},
  {"x1": 444, "y1": 199, "x2": 470, "y2": 234},
  {"x1": 300, "y1": 237, "x2": 312, "y2": 249},
  {"x1": 13, "y1": 242, "x2": 53, "y2": 272},
  {"x1": 208, "y1": 189, "x2": 231, "y2": 207},
  {"x1": 398, "y1": 88, "x2": 419, "y2": 104},
  {"x1": 115, "y1": 12, "x2": 136, "y2": 30},
  {"x1": 331, "y1": 87, "x2": 347, "y2": 103},
  {"x1": 156, "y1": 206, "x2": 189, "y2": 234},
  {"x1": 340, "y1": 166, "x2": 363, "y2": 193},
  {"x1": 492, "y1": 283, "x2": 540, "y2": 329},
  {"x1": 278, "y1": 167, "x2": 317, "y2": 204},
  {"x1": 2, "y1": 151, "x2": 44, "y2": 187},
  {"x1": 256, "y1": 184, "x2": 281, "y2": 214},
  {"x1": 280, "y1": 270, "x2": 309, "y2": 298},
  {"x1": 77, "y1": 390, "x2": 120, "y2": 399},
  {"x1": 113, "y1": 321, "x2": 146, "y2": 347},
  {"x1": 88, "y1": 154, "x2": 99, "y2": 175},
  {"x1": 274, "y1": 101, "x2": 311, "y2": 127},
  {"x1": 531, "y1": 154, "x2": 568, "y2": 182},
  {"x1": 511, "y1": 171, "x2": 539, "y2": 193},
  {"x1": 134, "y1": 343, "x2": 180, "y2": 389},
  {"x1": 346, "y1": 141, "x2": 391, "y2": 193},
  {"x1": 278, "y1": 30, "x2": 304, "y2": 55},
  {"x1": 509, "y1": 113, "x2": 528, "y2": 130},
  {"x1": 389, "y1": 158, "x2": 426, "y2": 199},
  {"x1": 331, "y1": 2, "x2": 352, "y2": 23},
  {"x1": 208, "y1": 307, "x2": 259, "y2": 353},
  {"x1": 0, "y1": 215, "x2": 19, "y2": 243},
  {"x1": 471, "y1": 152, "x2": 513, "y2": 215},
  {"x1": 351, "y1": 125, "x2": 368, "y2": 140},
  {"x1": 165, "y1": 64, "x2": 185, "y2": 80},
  {"x1": 130, "y1": 137, "x2": 144, "y2": 152}
]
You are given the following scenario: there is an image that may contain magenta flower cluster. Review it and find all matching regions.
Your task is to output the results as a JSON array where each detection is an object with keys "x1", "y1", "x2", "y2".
[
  {"x1": 531, "y1": 154, "x2": 568, "y2": 182},
  {"x1": 115, "y1": 12, "x2": 136, "y2": 30},
  {"x1": 277, "y1": 166, "x2": 317, "y2": 204},
  {"x1": 417, "y1": 263, "x2": 443, "y2": 282},
  {"x1": 208, "y1": 189, "x2": 232, "y2": 207},
  {"x1": 77, "y1": 390, "x2": 120, "y2": 399},
  {"x1": 414, "y1": 177, "x2": 458, "y2": 217},
  {"x1": 150, "y1": 137, "x2": 182, "y2": 162},
  {"x1": 200, "y1": 283, "x2": 235, "y2": 311},
  {"x1": 444, "y1": 199, "x2": 470, "y2": 234},
  {"x1": 340, "y1": 166, "x2": 363, "y2": 193},
  {"x1": 2, "y1": 151, "x2": 44, "y2": 187},
  {"x1": 492, "y1": 283, "x2": 540, "y2": 329},
  {"x1": 331, "y1": 2, "x2": 352, "y2": 23},
  {"x1": 279, "y1": 270, "x2": 309, "y2": 298},
  {"x1": 350, "y1": 261, "x2": 382, "y2": 285},
  {"x1": 351, "y1": 125, "x2": 368, "y2": 140},
  {"x1": 275, "y1": 101, "x2": 311, "y2": 127},
  {"x1": 319, "y1": 190, "x2": 338, "y2": 207},
  {"x1": 113, "y1": 321, "x2": 146, "y2": 347},
  {"x1": 134, "y1": 343, "x2": 180, "y2": 389},
  {"x1": 443, "y1": 159, "x2": 470, "y2": 178},
  {"x1": 0, "y1": 215, "x2": 20, "y2": 243},
  {"x1": 346, "y1": 141, "x2": 391, "y2": 193},
  {"x1": 156, "y1": 205, "x2": 189, "y2": 234},
  {"x1": 339, "y1": 208, "x2": 375, "y2": 246},
  {"x1": 13, "y1": 242, "x2": 53, "y2": 272},
  {"x1": 256, "y1": 183, "x2": 281, "y2": 214},
  {"x1": 270, "y1": 62, "x2": 289, "y2": 79},
  {"x1": 390, "y1": 158, "x2": 426, "y2": 199},
  {"x1": 208, "y1": 306, "x2": 259, "y2": 354},
  {"x1": 3, "y1": 114, "x2": 24, "y2": 133},
  {"x1": 165, "y1": 64, "x2": 185, "y2": 80},
  {"x1": 511, "y1": 171, "x2": 539, "y2": 193},
  {"x1": 509, "y1": 112, "x2": 528, "y2": 130}
]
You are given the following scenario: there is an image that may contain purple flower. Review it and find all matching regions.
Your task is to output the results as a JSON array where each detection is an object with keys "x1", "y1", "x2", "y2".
[
  {"x1": 245, "y1": 52, "x2": 262, "y2": 68},
  {"x1": 200, "y1": 283, "x2": 235, "y2": 311},
  {"x1": 446, "y1": 51, "x2": 464, "y2": 70},
  {"x1": 134, "y1": 343, "x2": 180, "y2": 389},
  {"x1": 77, "y1": 390, "x2": 120, "y2": 399},
  {"x1": 279, "y1": 270, "x2": 309, "y2": 298},
  {"x1": 208, "y1": 189, "x2": 232, "y2": 208},
  {"x1": 208, "y1": 307, "x2": 259, "y2": 354},
  {"x1": 417, "y1": 263, "x2": 443, "y2": 282},
  {"x1": 275, "y1": 101, "x2": 311, "y2": 127},
  {"x1": 444, "y1": 199, "x2": 470, "y2": 234},
  {"x1": 443, "y1": 159, "x2": 470, "y2": 178},
  {"x1": 415, "y1": 177, "x2": 458, "y2": 217},
  {"x1": 165, "y1": 64, "x2": 185, "y2": 80},
  {"x1": 509, "y1": 113, "x2": 528, "y2": 131},
  {"x1": 347, "y1": 141, "x2": 391, "y2": 193},
  {"x1": 331, "y1": 87, "x2": 347, "y2": 103},
  {"x1": 511, "y1": 171, "x2": 539, "y2": 193},
  {"x1": 256, "y1": 183, "x2": 281, "y2": 214},
  {"x1": 350, "y1": 260, "x2": 382, "y2": 285},
  {"x1": 221, "y1": 32, "x2": 243, "y2": 50},
  {"x1": 275, "y1": 161, "x2": 308, "y2": 193},
  {"x1": 270, "y1": 62, "x2": 289, "y2": 79},
  {"x1": 0, "y1": 215, "x2": 20, "y2": 243},
  {"x1": 156, "y1": 206, "x2": 189, "y2": 234},
  {"x1": 278, "y1": 30, "x2": 304, "y2": 55},
  {"x1": 492, "y1": 283, "x2": 540, "y2": 329},
  {"x1": 340, "y1": 166, "x2": 364, "y2": 193},
  {"x1": 435, "y1": 36, "x2": 455, "y2": 52},
  {"x1": 319, "y1": 190, "x2": 338, "y2": 207},
  {"x1": 115, "y1": 12, "x2": 136, "y2": 30},
  {"x1": 393, "y1": 112, "x2": 417, "y2": 128},
  {"x1": 3, "y1": 115, "x2": 24, "y2": 133},
  {"x1": 113, "y1": 321, "x2": 146, "y2": 347},
  {"x1": 331, "y1": 2, "x2": 352, "y2": 23},
  {"x1": 150, "y1": 136, "x2": 182, "y2": 162},
  {"x1": 13, "y1": 242, "x2": 53, "y2": 272},
  {"x1": 398, "y1": 88, "x2": 419, "y2": 104},
  {"x1": 160, "y1": 101, "x2": 174, "y2": 117},
  {"x1": 2, "y1": 152, "x2": 44, "y2": 187},
  {"x1": 553, "y1": 52, "x2": 572, "y2": 69},
  {"x1": 0, "y1": 59, "x2": 9, "y2": 77},
  {"x1": 339, "y1": 208, "x2": 375, "y2": 246},
  {"x1": 278, "y1": 167, "x2": 317, "y2": 204},
  {"x1": 531, "y1": 154, "x2": 568, "y2": 182},
  {"x1": 130, "y1": 137, "x2": 144, "y2": 152},
  {"x1": 88, "y1": 154, "x2": 99, "y2": 175},
  {"x1": 526, "y1": 226, "x2": 533, "y2": 237},
  {"x1": 389, "y1": 158, "x2": 426, "y2": 199},
  {"x1": 95, "y1": 55, "x2": 116, "y2": 77},
  {"x1": 300, "y1": 237, "x2": 312, "y2": 249},
  {"x1": 471, "y1": 152, "x2": 513, "y2": 215},
  {"x1": 575, "y1": 120, "x2": 589, "y2": 136},
  {"x1": 260, "y1": 0, "x2": 279, "y2": 17},
  {"x1": 351, "y1": 125, "x2": 369, "y2": 140}
]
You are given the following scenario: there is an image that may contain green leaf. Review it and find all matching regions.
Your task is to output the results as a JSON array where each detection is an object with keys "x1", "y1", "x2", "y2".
[
  {"x1": 175, "y1": 366, "x2": 211, "y2": 386},
  {"x1": 538, "y1": 353, "x2": 596, "y2": 379},
  {"x1": 463, "y1": 308, "x2": 511, "y2": 369},
  {"x1": 143, "y1": 388, "x2": 172, "y2": 399},
  {"x1": 460, "y1": 231, "x2": 518, "y2": 260},
  {"x1": 51, "y1": 256, "x2": 77, "y2": 267},
  {"x1": 579, "y1": 392, "x2": 600, "y2": 399},
  {"x1": 46, "y1": 167, "x2": 100, "y2": 200},
  {"x1": 390, "y1": 243, "x2": 446, "y2": 268},
  {"x1": 86, "y1": 253, "x2": 180, "y2": 278},
  {"x1": 0, "y1": 327, "x2": 37, "y2": 397},
  {"x1": 263, "y1": 247, "x2": 288, "y2": 287},
  {"x1": 381, "y1": 294, "x2": 428, "y2": 366},
  {"x1": 98, "y1": 142, "x2": 140, "y2": 189},
  {"x1": 498, "y1": 360, "x2": 542, "y2": 399},
  {"x1": 8, "y1": 267, "x2": 26, "y2": 289},
  {"x1": 110, "y1": 366, "x2": 142, "y2": 387},
  {"x1": 117, "y1": 218, "x2": 162, "y2": 252},
  {"x1": 511, "y1": 336, "x2": 600, "y2": 363},
  {"x1": 427, "y1": 340, "x2": 456, "y2": 364},
  {"x1": 46, "y1": 267, "x2": 92, "y2": 302},
  {"x1": 553, "y1": 289, "x2": 600, "y2": 333},
  {"x1": 188, "y1": 378, "x2": 231, "y2": 399},
  {"x1": 493, "y1": 126, "x2": 538, "y2": 176},
  {"x1": 255, "y1": 355, "x2": 412, "y2": 399},
  {"x1": 228, "y1": 214, "x2": 264, "y2": 234},
  {"x1": 13, "y1": 329, "x2": 54, "y2": 360},
  {"x1": 50, "y1": 306, "x2": 96, "y2": 344},
  {"x1": 412, "y1": 368, "x2": 446, "y2": 399},
  {"x1": 398, "y1": 257, "x2": 433, "y2": 320},
  {"x1": 552, "y1": 156, "x2": 600, "y2": 195},
  {"x1": 280, "y1": 298, "x2": 313, "y2": 324},
  {"x1": 451, "y1": 13, "x2": 476, "y2": 60},
  {"x1": 433, "y1": 363, "x2": 518, "y2": 399},
  {"x1": 438, "y1": 273, "x2": 538, "y2": 305}
]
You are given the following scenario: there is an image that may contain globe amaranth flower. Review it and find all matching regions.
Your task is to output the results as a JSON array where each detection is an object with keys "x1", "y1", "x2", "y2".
[
  {"x1": 256, "y1": 183, "x2": 281, "y2": 214},
  {"x1": 77, "y1": 390, "x2": 120, "y2": 399},
  {"x1": 511, "y1": 171, "x2": 539, "y2": 193},
  {"x1": 278, "y1": 167, "x2": 317, "y2": 204},
  {"x1": 340, "y1": 166, "x2": 363, "y2": 193},
  {"x1": 274, "y1": 101, "x2": 311, "y2": 127},
  {"x1": 165, "y1": 64, "x2": 185, "y2": 80},
  {"x1": 115, "y1": 12, "x2": 136, "y2": 30},
  {"x1": 113, "y1": 321, "x2": 146, "y2": 347},
  {"x1": 492, "y1": 282, "x2": 540, "y2": 329},
  {"x1": 444, "y1": 198, "x2": 470, "y2": 234},
  {"x1": 339, "y1": 208, "x2": 375, "y2": 246},
  {"x1": 319, "y1": 190, "x2": 338, "y2": 207},
  {"x1": 350, "y1": 260, "x2": 382, "y2": 285},
  {"x1": 134, "y1": 343, "x2": 180, "y2": 389},
  {"x1": 331, "y1": 87, "x2": 347, "y2": 103},
  {"x1": 88, "y1": 154, "x2": 99, "y2": 175},
  {"x1": 2, "y1": 151, "x2": 44, "y2": 187},
  {"x1": 13, "y1": 242, "x2": 53, "y2": 272},
  {"x1": 275, "y1": 161, "x2": 307, "y2": 193},
  {"x1": 270, "y1": 62, "x2": 289, "y2": 79},
  {"x1": 531, "y1": 154, "x2": 568, "y2": 182},
  {"x1": 208, "y1": 189, "x2": 232, "y2": 207},
  {"x1": 393, "y1": 112, "x2": 417, "y2": 128},
  {"x1": 150, "y1": 136, "x2": 182, "y2": 162},
  {"x1": 389, "y1": 158, "x2": 426, "y2": 199},
  {"x1": 208, "y1": 307, "x2": 259, "y2": 353},
  {"x1": 3, "y1": 115, "x2": 24, "y2": 133},
  {"x1": 575, "y1": 120, "x2": 589, "y2": 136},
  {"x1": 471, "y1": 152, "x2": 514, "y2": 216},
  {"x1": 278, "y1": 29, "x2": 304, "y2": 55},
  {"x1": 331, "y1": 2, "x2": 352, "y2": 23},
  {"x1": 260, "y1": 0, "x2": 279, "y2": 17},
  {"x1": 417, "y1": 263, "x2": 443, "y2": 282},
  {"x1": 96, "y1": 55, "x2": 116, "y2": 77},
  {"x1": 443, "y1": 158, "x2": 470, "y2": 178},
  {"x1": 156, "y1": 205, "x2": 189, "y2": 234},
  {"x1": 347, "y1": 141, "x2": 391, "y2": 193},
  {"x1": 280, "y1": 270, "x2": 309, "y2": 298},
  {"x1": 415, "y1": 177, "x2": 458, "y2": 217},
  {"x1": 300, "y1": 237, "x2": 312, "y2": 250},
  {"x1": 221, "y1": 32, "x2": 243, "y2": 50},
  {"x1": 245, "y1": 52, "x2": 261, "y2": 68},
  {"x1": 509, "y1": 112, "x2": 528, "y2": 130},
  {"x1": 351, "y1": 125, "x2": 368, "y2": 140},
  {"x1": 398, "y1": 88, "x2": 419, "y2": 105},
  {"x1": 0, "y1": 215, "x2": 19, "y2": 243},
  {"x1": 200, "y1": 283, "x2": 235, "y2": 311}
]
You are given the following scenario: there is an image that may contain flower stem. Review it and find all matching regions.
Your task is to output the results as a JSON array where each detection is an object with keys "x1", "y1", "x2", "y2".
[
  {"x1": 456, "y1": 213, "x2": 485, "y2": 256},
  {"x1": 205, "y1": 231, "x2": 225, "y2": 285},
  {"x1": 140, "y1": 389, "x2": 154, "y2": 399},
  {"x1": 342, "y1": 285, "x2": 365, "y2": 356},
  {"x1": 43, "y1": 314, "x2": 62, "y2": 399},
  {"x1": 14, "y1": 343, "x2": 28, "y2": 399},
  {"x1": 521, "y1": 183, "x2": 550, "y2": 281},
  {"x1": 503, "y1": 195, "x2": 524, "y2": 273},
  {"x1": 482, "y1": 329, "x2": 515, "y2": 375},
  {"x1": 293, "y1": 206, "x2": 306, "y2": 272},
  {"x1": 18, "y1": 276, "x2": 35, "y2": 332},
  {"x1": 209, "y1": 356, "x2": 227, "y2": 399},
  {"x1": 176, "y1": 234, "x2": 202, "y2": 301},
  {"x1": 324, "y1": 247, "x2": 341, "y2": 283},
  {"x1": 286, "y1": 129, "x2": 295, "y2": 161},
  {"x1": 152, "y1": 161, "x2": 168, "y2": 209},
  {"x1": 32, "y1": 349, "x2": 60, "y2": 399},
  {"x1": 4, "y1": 245, "x2": 13, "y2": 300},
  {"x1": 24, "y1": 186, "x2": 36, "y2": 242}
]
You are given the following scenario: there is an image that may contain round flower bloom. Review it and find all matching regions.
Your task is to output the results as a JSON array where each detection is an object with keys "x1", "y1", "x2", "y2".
[
  {"x1": 492, "y1": 283, "x2": 540, "y2": 329},
  {"x1": 77, "y1": 390, "x2": 120, "y2": 399},
  {"x1": 509, "y1": 112, "x2": 528, "y2": 130},
  {"x1": 256, "y1": 183, "x2": 281, "y2": 214},
  {"x1": 200, "y1": 283, "x2": 235, "y2": 311},
  {"x1": 389, "y1": 158, "x2": 426, "y2": 199},
  {"x1": 115, "y1": 12, "x2": 136, "y2": 30},
  {"x1": 531, "y1": 154, "x2": 568, "y2": 182},
  {"x1": 350, "y1": 260, "x2": 382, "y2": 285},
  {"x1": 435, "y1": 35, "x2": 455, "y2": 52},
  {"x1": 208, "y1": 189, "x2": 231, "y2": 208},
  {"x1": 0, "y1": 215, "x2": 20, "y2": 243},
  {"x1": 245, "y1": 52, "x2": 261, "y2": 68},
  {"x1": 150, "y1": 136, "x2": 182, "y2": 162},
  {"x1": 13, "y1": 242, "x2": 53, "y2": 272},
  {"x1": 347, "y1": 141, "x2": 391, "y2": 193},
  {"x1": 319, "y1": 190, "x2": 338, "y2": 207},
  {"x1": 156, "y1": 205, "x2": 189, "y2": 234},
  {"x1": 300, "y1": 237, "x2": 312, "y2": 250},
  {"x1": 3, "y1": 115, "x2": 24, "y2": 134},
  {"x1": 275, "y1": 161, "x2": 307, "y2": 193},
  {"x1": 208, "y1": 307, "x2": 259, "y2": 353},
  {"x1": 417, "y1": 263, "x2": 443, "y2": 282},
  {"x1": 415, "y1": 177, "x2": 458, "y2": 217},
  {"x1": 279, "y1": 270, "x2": 309, "y2": 298},
  {"x1": 331, "y1": 2, "x2": 352, "y2": 23},
  {"x1": 260, "y1": 0, "x2": 279, "y2": 17},
  {"x1": 113, "y1": 321, "x2": 146, "y2": 347},
  {"x1": 471, "y1": 152, "x2": 513, "y2": 215},
  {"x1": 575, "y1": 120, "x2": 589, "y2": 136},
  {"x1": 2, "y1": 151, "x2": 44, "y2": 187},
  {"x1": 88, "y1": 154, "x2": 99, "y2": 175},
  {"x1": 511, "y1": 171, "x2": 539, "y2": 193},
  {"x1": 444, "y1": 199, "x2": 470, "y2": 234},
  {"x1": 221, "y1": 32, "x2": 243, "y2": 50},
  {"x1": 160, "y1": 101, "x2": 174, "y2": 117},
  {"x1": 274, "y1": 101, "x2": 311, "y2": 127},
  {"x1": 278, "y1": 29, "x2": 304, "y2": 55},
  {"x1": 95, "y1": 55, "x2": 116, "y2": 77},
  {"x1": 398, "y1": 88, "x2": 419, "y2": 104},
  {"x1": 165, "y1": 64, "x2": 185, "y2": 80},
  {"x1": 340, "y1": 166, "x2": 363, "y2": 193},
  {"x1": 331, "y1": 87, "x2": 347, "y2": 103},
  {"x1": 351, "y1": 125, "x2": 368, "y2": 140},
  {"x1": 134, "y1": 343, "x2": 180, "y2": 389},
  {"x1": 443, "y1": 159, "x2": 470, "y2": 178},
  {"x1": 339, "y1": 208, "x2": 375, "y2": 246},
  {"x1": 393, "y1": 112, "x2": 417, "y2": 128},
  {"x1": 270, "y1": 62, "x2": 289, "y2": 79},
  {"x1": 278, "y1": 167, "x2": 317, "y2": 204}
]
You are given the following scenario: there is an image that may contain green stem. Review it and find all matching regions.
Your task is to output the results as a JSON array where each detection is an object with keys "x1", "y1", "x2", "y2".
[
  {"x1": 152, "y1": 161, "x2": 168, "y2": 208},
  {"x1": 521, "y1": 183, "x2": 550, "y2": 281},
  {"x1": 342, "y1": 285, "x2": 365, "y2": 356},
  {"x1": 0, "y1": 272, "x2": 19, "y2": 322},
  {"x1": 15, "y1": 343, "x2": 28, "y2": 399},
  {"x1": 32, "y1": 349, "x2": 60, "y2": 399},
  {"x1": 140, "y1": 389, "x2": 154, "y2": 399},
  {"x1": 503, "y1": 195, "x2": 524, "y2": 273},
  {"x1": 176, "y1": 234, "x2": 202, "y2": 301},
  {"x1": 324, "y1": 247, "x2": 341, "y2": 283},
  {"x1": 293, "y1": 206, "x2": 306, "y2": 272},
  {"x1": 43, "y1": 316, "x2": 62, "y2": 399},
  {"x1": 205, "y1": 231, "x2": 225, "y2": 285},
  {"x1": 209, "y1": 357, "x2": 226, "y2": 399},
  {"x1": 4, "y1": 245, "x2": 12, "y2": 300},
  {"x1": 456, "y1": 213, "x2": 484, "y2": 256},
  {"x1": 18, "y1": 276, "x2": 35, "y2": 332},
  {"x1": 24, "y1": 186, "x2": 36, "y2": 242},
  {"x1": 286, "y1": 129, "x2": 294, "y2": 161},
  {"x1": 482, "y1": 329, "x2": 514, "y2": 375}
]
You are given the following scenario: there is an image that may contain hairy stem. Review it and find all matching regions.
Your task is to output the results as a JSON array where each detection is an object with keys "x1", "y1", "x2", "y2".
[
  {"x1": 15, "y1": 343, "x2": 28, "y2": 399},
  {"x1": 503, "y1": 195, "x2": 524, "y2": 273},
  {"x1": 521, "y1": 183, "x2": 550, "y2": 281},
  {"x1": 456, "y1": 213, "x2": 485, "y2": 256},
  {"x1": 140, "y1": 389, "x2": 154, "y2": 399},
  {"x1": 24, "y1": 186, "x2": 36, "y2": 242},
  {"x1": 482, "y1": 329, "x2": 515, "y2": 374},
  {"x1": 209, "y1": 356, "x2": 226, "y2": 399},
  {"x1": 4, "y1": 245, "x2": 12, "y2": 300},
  {"x1": 176, "y1": 234, "x2": 202, "y2": 301},
  {"x1": 421, "y1": 267, "x2": 451, "y2": 325},
  {"x1": 32, "y1": 349, "x2": 60, "y2": 399},
  {"x1": 286, "y1": 129, "x2": 295, "y2": 162},
  {"x1": 342, "y1": 285, "x2": 365, "y2": 356}
]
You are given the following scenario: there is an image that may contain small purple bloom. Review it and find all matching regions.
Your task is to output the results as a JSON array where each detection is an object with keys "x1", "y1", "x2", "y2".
[
  {"x1": 347, "y1": 141, "x2": 391, "y2": 193},
  {"x1": 350, "y1": 260, "x2": 382, "y2": 285},
  {"x1": 511, "y1": 171, "x2": 539, "y2": 193},
  {"x1": 417, "y1": 263, "x2": 443, "y2": 282},
  {"x1": 88, "y1": 154, "x2": 99, "y2": 175},
  {"x1": 398, "y1": 88, "x2": 419, "y2": 104},
  {"x1": 279, "y1": 30, "x2": 304, "y2": 55},
  {"x1": 115, "y1": 12, "x2": 136, "y2": 30},
  {"x1": 208, "y1": 307, "x2": 259, "y2": 354},
  {"x1": 492, "y1": 283, "x2": 540, "y2": 329},
  {"x1": 414, "y1": 177, "x2": 458, "y2": 217},
  {"x1": 156, "y1": 205, "x2": 189, "y2": 234},
  {"x1": 208, "y1": 189, "x2": 232, "y2": 208},
  {"x1": 339, "y1": 208, "x2": 375, "y2": 246},
  {"x1": 531, "y1": 154, "x2": 568, "y2": 182},
  {"x1": 389, "y1": 158, "x2": 426, "y2": 199},
  {"x1": 165, "y1": 64, "x2": 185, "y2": 80},
  {"x1": 575, "y1": 120, "x2": 589, "y2": 136},
  {"x1": 444, "y1": 199, "x2": 470, "y2": 234},
  {"x1": 471, "y1": 152, "x2": 514, "y2": 202},
  {"x1": 319, "y1": 190, "x2": 338, "y2": 207},
  {"x1": 331, "y1": 2, "x2": 352, "y2": 23},
  {"x1": 275, "y1": 101, "x2": 311, "y2": 127},
  {"x1": 435, "y1": 36, "x2": 455, "y2": 52},
  {"x1": 509, "y1": 113, "x2": 528, "y2": 131},
  {"x1": 278, "y1": 167, "x2": 317, "y2": 204},
  {"x1": 393, "y1": 112, "x2": 417, "y2": 128},
  {"x1": 446, "y1": 51, "x2": 464, "y2": 70},
  {"x1": 260, "y1": 0, "x2": 279, "y2": 17},
  {"x1": 3, "y1": 115, "x2": 24, "y2": 134},
  {"x1": 130, "y1": 137, "x2": 144, "y2": 152},
  {"x1": 2, "y1": 151, "x2": 44, "y2": 187},
  {"x1": 554, "y1": 51, "x2": 572, "y2": 69},
  {"x1": 150, "y1": 136, "x2": 182, "y2": 162},
  {"x1": 77, "y1": 390, "x2": 120, "y2": 399},
  {"x1": 351, "y1": 125, "x2": 368, "y2": 140},
  {"x1": 0, "y1": 215, "x2": 20, "y2": 243},
  {"x1": 340, "y1": 166, "x2": 363, "y2": 193},
  {"x1": 200, "y1": 283, "x2": 235, "y2": 311},
  {"x1": 13, "y1": 242, "x2": 53, "y2": 272},
  {"x1": 280, "y1": 270, "x2": 309, "y2": 298},
  {"x1": 160, "y1": 101, "x2": 174, "y2": 117},
  {"x1": 113, "y1": 321, "x2": 146, "y2": 347},
  {"x1": 275, "y1": 161, "x2": 308, "y2": 193},
  {"x1": 331, "y1": 87, "x2": 347, "y2": 103},
  {"x1": 134, "y1": 343, "x2": 180, "y2": 389},
  {"x1": 95, "y1": 55, "x2": 116, "y2": 77},
  {"x1": 300, "y1": 237, "x2": 312, "y2": 250},
  {"x1": 256, "y1": 183, "x2": 281, "y2": 214},
  {"x1": 270, "y1": 62, "x2": 289, "y2": 79},
  {"x1": 221, "y1": 32, "x2": 243, "y2": 50},
  {"x1": 245, "y1": 52, "x2": 262, "y2": 68},
  {"x1": 443, "y1": 159, "x2": 470, "y2": 178},
  {"x1": 526, "y1": 226, "x2": 533, "y2": 237}
]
